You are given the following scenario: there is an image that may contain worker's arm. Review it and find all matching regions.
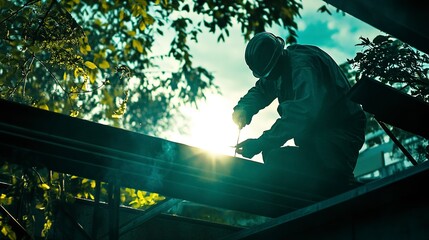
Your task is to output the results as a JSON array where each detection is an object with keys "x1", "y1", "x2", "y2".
[
  {"x1": 232, "y1": 78, "x2": 277, "y2": 128},
  {"x1": 258, "y1": 66, "x2": 328, "y2": 148}
]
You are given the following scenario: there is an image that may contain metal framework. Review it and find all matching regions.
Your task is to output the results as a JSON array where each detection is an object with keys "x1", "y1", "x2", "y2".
[
  {"x1": 0, "y1": 98, "x2": 346, "y2": 239},
  {"x1": 1, "y1": 74, "x2": 428, "y2": 239},
  {"x1": 324, "y1": 0, "x2": 429, "y2": 55},
  {"x1": 0, "y1": 98, "x2": 344, "y2": 216},
  {"x1": 221, "y1": 160, "x2": 429, "y2": 239}
]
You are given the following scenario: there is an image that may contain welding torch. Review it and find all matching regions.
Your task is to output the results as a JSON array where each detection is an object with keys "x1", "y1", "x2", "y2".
[
  {"x1": 234, "y1": 127, "x2": 241, "y2": 157},
  {"x1": 232, "y1": 109, "x2": 247, "y2": 157},
  {"x1": 233, "y1": 120, "x2": 246, "y2": 157}
]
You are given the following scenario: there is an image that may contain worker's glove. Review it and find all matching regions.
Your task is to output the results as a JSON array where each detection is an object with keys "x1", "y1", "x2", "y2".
[
  {"x1": 232, "y1": 108, "x2": 251, "y2": 129},
  {"x1": 235, "y1": 138, "x2": 268, "y2": 159}
]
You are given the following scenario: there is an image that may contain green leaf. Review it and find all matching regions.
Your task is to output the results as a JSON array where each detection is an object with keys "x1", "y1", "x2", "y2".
[
  {"x1": 127, "y1": 31, "x2": 136, "y2": 37},
  {"x1": 84, "y1": 61, "x2": 97, "y2": 69},
  {"x1": 99, "y1": 60, "x2": 110, "y2": 69},
  {"x1": 39, "y1": 183, "x2": 50, "y2": 190}
]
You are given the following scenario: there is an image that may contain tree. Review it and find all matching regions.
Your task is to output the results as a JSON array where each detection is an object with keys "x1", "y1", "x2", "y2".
[
  {"x1": 0, "y1": 0, "x2": 304, "y2": 238},
  {"x1": 349, "y1": 35, "x2": 429, "y2": 101},
  {"x1": 0, "y1": 0, "x2": 302, "y2": 134},
  {"x1": 347, "y1": 35, "x2": 429, "y2": 163}
]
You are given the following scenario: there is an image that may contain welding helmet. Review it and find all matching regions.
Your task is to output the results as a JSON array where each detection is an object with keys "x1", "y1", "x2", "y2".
[{"x1": 245, "y1": 32, "x2": 285, "y2": 78}]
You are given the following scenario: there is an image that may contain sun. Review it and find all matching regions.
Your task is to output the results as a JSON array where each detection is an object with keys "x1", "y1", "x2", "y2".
[
  {"x1": 184, "y1": 98, "x2": 238, "y2": 156},
  {"x1": 168, "y1": 95, "x2": 266, "y2": 162}
]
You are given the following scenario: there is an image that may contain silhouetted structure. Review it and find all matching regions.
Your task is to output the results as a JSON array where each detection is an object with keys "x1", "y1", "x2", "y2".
[{"x1": 1, "y1": 0, "x2": 429, "y2": 238}]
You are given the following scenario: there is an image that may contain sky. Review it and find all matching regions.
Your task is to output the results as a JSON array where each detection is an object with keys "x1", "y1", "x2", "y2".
[{"x1": 164, "y1": 0, "x2": 384, "y2": 162}]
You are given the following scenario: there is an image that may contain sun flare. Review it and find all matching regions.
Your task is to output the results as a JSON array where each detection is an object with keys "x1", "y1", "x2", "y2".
[
  {"x1": 168, "y1": 95, "x2": 266, "y2": 162},
  {"x1": 185, "y1": 101, "x2": 238, "y2": 156}
]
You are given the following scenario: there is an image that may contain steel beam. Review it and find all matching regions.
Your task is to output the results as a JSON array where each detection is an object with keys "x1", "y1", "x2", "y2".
[
  {"x1": 348, "y1": 76, "x2": 429, "y2": 140},
  {"x1": 118, "y1": 199, "x2": 181, "y2": 237},
  {"x1": 0, "y1": 99, "x2": 345, "y2": 218},
  {"x1": 221, "y1": 160, "x2": 429, "y2": 239},
  {"x1": 324, "y1": 0, "x2": 429, "y2": 55}
]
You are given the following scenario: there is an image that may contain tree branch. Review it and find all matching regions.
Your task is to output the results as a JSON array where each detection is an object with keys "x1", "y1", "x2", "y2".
[
  {"x1": 0, "y1": 0, "x2": 40, "y2": 25},
  {"x1": 32, "y1": 0, "x2": 56, "y2": 44}
]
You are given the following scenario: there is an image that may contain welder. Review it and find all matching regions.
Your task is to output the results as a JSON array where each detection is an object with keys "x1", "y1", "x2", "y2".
[{"x1": 233, "y1": 32, "x2": 366, "y2": 191}]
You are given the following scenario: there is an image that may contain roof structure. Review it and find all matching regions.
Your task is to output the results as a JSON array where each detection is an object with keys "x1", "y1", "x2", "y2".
[
  {"x1": 0, "y1": 98, "x2": 348, "y2": 216},
  {"x1": 0, "y1": 98, "x2": 350, "y2": 239},
  {"x1": 1, "y1": 73, "x2": 428, "y2": 239},
  {"x1": 324, "y1": 0, "x2": 429, "y2": 55}
]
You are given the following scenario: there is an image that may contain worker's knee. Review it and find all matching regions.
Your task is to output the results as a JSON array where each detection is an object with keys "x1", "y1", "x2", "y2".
[{"x1": 262, "y1": 146, "x2": 316, "y2": 170}]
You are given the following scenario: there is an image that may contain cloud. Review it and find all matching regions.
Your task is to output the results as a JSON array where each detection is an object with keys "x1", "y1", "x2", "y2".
[{"x1": 296, "y1": 0, "x2": 383, "y2": 63}]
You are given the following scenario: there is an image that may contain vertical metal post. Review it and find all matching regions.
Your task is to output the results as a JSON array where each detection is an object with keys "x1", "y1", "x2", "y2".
[
  {"x1": 234, "y1": 128, "x2": 241, "y2": 157},
  {"x1": 108, "y1": 181, "x2": 120, "y2": 240},
  {"x1": 92, "y1": 181, "x2": 101, "y2": 239},
  {"x1": 377, "y1": 119, "x2": 418, "y2": 166}
]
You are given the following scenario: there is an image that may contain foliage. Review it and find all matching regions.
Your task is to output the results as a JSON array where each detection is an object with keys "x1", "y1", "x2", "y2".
[
  {"x1": 0, "y1": 0, "x2": 304, "y2": 237},
  {"x1": 0, "y1": 0, "x2": 303, "y2": 134},
  {"x1": 0, "y1": 162, "x2": 166, "y2": 238},
  {"x1": 348, "y1": 35, "x2": 429, "y2": 162},
  {"x1": 0, "y1": 163, "x2": 61, "y2": 238},
  {"x1": 316, "y1": 3, "x2": 345, "y2": 16},
  {"x1": 348, "y1": 35, "x2": 429, "y2": 101}
]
